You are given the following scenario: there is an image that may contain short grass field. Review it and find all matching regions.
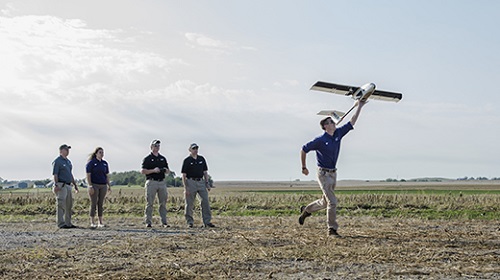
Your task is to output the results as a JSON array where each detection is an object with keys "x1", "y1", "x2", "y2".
[{"x1": 0, "y1": 181, "x2": 499, "y2": 279}]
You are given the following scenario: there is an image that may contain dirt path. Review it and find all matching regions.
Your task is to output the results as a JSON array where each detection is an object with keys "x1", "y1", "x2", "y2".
[{"x1": 1, "y1": 216, "x2": 499, "y2": 279}]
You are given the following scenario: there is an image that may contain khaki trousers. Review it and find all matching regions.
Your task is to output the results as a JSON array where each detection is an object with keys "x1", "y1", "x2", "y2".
[
  {"x1": 304, "y1": 169, "x2": 338, "y2": 230},
  {"x1": 54, "y1": 183, "x2": 73, "y2": 227},
  {"x1": 144, "y1": 180, "x2": 168, "y2": 225},
  {"x1": 184, "y1": 179, "x2": 212, "y2": 225}
]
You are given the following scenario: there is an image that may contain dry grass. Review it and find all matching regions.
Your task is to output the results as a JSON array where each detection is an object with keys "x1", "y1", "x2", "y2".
[
  {"x1": 0, "y1": 183, "x2": 499, "y2": 279},
  {"x1": 1, "y1": 186, "x2": 499, "y2": 220},
  {"x1": 0, "y1": 215, "x2": 499, "y2": 279}
]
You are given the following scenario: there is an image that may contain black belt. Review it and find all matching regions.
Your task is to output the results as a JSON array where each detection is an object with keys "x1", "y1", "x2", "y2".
[
  {"x1": 58, "y1": 181, "x2": 71, "y2": 185},
  {"x1": 188, "y1": 178, "x2": 203, "y2": 181},
  {"x1": 318, "y1": 167, "x2": 337, "y2": 173},
  {"x1": 147, "y1": 178, "x2": 164, "y2": 182}
]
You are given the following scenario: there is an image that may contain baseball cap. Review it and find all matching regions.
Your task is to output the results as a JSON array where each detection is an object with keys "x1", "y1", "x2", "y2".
[
  {"x1": 190, "y1": 143, "x2": 199, "y2": 149},
  {"x1": 59, "y1": 144, "x2": 71, "y2": 150},
  {"x1": 151, "y1": 139, "x2": 161, "y2": 146}
]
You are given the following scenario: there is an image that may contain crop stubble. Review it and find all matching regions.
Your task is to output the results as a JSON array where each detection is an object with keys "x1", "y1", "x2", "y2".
[
  {"x1": 0, "y1": 184, "x2": 499, "y2": 279},
  {"x1": 0, "y1": 215, "x2": 499, "y2": 279}
]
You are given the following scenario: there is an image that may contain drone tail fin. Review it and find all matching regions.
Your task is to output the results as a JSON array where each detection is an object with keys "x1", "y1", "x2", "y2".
[{"x1": 317, "y1": 110, "x2": 346, "y2": 124}]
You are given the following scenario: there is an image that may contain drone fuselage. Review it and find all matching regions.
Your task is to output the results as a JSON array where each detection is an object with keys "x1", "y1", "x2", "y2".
[{"x1": 352, "y1": 83, "x2": 376, "y2": 101}]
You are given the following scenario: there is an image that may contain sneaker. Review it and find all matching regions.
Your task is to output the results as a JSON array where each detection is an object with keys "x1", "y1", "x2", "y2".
[
  {"x1": 68, "y1": 224, "x2": 78, "y2": 229},
  {"x1": 97, "y1": 224, "x2": 105, "y2": 228},
  {"x1": 90, "y1": 223, "x2": 97, "y2": 229},
  {"x1": 203, "y1": 223, "x2": 215, "y2": 228},
  {"x1": 162, "y1": 224, "x2": 170, "y2": 228},
  {"x1": 146, "y1": 224, "x2": 152, "y2": 228},
  {"x1": 59, "y1": 225, "x2": 71, "y2": 229},
  {"x1": 187, "y1": 223, "x2": 194, "y2": 228},
  {"x1": 328, "y1": 228, "x2": 341, "y2": 237},
  {"x1": 298, "y1": 206, "x2": 311, "y2": 225}
]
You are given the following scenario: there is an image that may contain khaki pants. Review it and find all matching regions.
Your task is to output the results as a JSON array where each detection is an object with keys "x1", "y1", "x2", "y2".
[
  {"x1": 185, "y1": 179, "x2": 212, "y2": 225},
  {"x1": 303, "y1": 169, "x2": 338, "y2": 230},
  {"x1": 144, "y1": 180, "x2": 168, "y2": 225},
  {"x1": 89, "y1": 184, "x2": 107, "y2": 217},
  {"x1": 54, "y1": 183, "x2": 73, "y2": 227}
]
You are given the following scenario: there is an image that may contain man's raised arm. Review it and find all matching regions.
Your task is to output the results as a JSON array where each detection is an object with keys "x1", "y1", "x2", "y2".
[{"x1": 349, "y1": 100, "x2": 367, "y2": 126}]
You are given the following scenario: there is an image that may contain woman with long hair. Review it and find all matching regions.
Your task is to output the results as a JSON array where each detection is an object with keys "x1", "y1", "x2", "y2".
[{"x1": 85, "y1": 147, "x2": 111, "y2": 228}]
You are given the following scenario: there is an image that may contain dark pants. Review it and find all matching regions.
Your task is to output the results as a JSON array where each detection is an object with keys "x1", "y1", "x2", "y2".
[{"x1": 90, "y1": 184, "x2": 108, "y2": 217}]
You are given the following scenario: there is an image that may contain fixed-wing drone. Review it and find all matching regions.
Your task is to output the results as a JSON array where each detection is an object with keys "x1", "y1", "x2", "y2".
[{"x1": 311, "y1": 81, "x2": 403, "y2": 124}]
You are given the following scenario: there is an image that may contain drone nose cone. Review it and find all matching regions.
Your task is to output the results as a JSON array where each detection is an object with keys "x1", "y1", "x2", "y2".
[{"x1": 370, "y1": 83, "x2": 376, "y2": 88}]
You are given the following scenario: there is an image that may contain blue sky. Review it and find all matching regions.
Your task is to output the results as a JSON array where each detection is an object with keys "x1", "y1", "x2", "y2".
[{"x1": 1, "y1": 0, "x2": 499, "y2": 181}]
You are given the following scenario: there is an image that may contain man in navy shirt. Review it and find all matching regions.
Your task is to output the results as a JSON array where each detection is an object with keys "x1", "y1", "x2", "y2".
[
  {"x1": 300, "y1": 100, "x2": 366, "y2": 236},
  {"x1": 52, "y1": 144, "x2": 79, "y2": 229},
  {"x1": 141, "y1": 139, "x2": 170, "y2": 228}
]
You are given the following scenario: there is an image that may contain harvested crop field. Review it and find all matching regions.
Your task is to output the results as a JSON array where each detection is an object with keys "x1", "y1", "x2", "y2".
[
  {"x1": 1, "y1": 216, "x2": 499, "y2": 279},
  {"x1": 1, "y1": 182, "x2": 499, "y2": 279}
]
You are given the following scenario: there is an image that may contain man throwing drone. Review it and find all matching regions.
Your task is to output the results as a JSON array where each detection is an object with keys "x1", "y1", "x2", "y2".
[{"x1": 299, "y1": 100, "x2": 366, "y2": 237}]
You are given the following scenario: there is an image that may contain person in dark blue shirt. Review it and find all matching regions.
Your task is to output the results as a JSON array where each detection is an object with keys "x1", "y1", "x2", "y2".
[
  {"x1": 86, "y1": 147, "x2": 110, "y2": 228},
  {"x1": 52, "y1": 144, "x2": 79, "y2": 229},
  {"x1": 299, "y1": 100, "x2": 367, "y2": 237}
]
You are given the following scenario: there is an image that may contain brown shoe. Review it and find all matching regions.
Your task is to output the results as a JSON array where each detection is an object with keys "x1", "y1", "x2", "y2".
[{"x1": 298, "y1": 206, "x2": 311, "y2": 225}]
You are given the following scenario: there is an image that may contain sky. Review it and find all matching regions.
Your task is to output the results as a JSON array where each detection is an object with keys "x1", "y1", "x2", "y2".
[{"x1": 1, "y1": 0, "x2": 499, "y2": 182}]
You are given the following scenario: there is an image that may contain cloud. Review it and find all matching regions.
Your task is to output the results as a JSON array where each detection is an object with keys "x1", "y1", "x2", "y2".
[
  {"x1": 184, "y1": 32, "x2": 257, "y2": 54},
  {"x1": 0, "y1": 13, "x2": 301, "y2": 115},
  {"x1": 185, "y1": 32, "x2": 230, "y2": 48},
  {"x1": 0, "y1": 2, "x2": 16, "y2": 16},
  {"x1": 0, "y1": 14, "x2": 186, "y2": 103}
]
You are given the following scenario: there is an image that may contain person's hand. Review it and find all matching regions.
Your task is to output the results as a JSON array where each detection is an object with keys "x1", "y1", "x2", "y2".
[
  {"x1": 88, "y1": 186, "x2": 94, "y2": 196},
  {"x1": 153, "y1": 167, "x2": 160, "y2": 173},
  {"x1": 107, "y1": 185, "x2": 112, "y2": 194},
  {"x1": 74, "y1": 187, "x2": 79, "y2": 194},
  {"x1": 356, "y1": 99, "x2": 367, "y2": 107},
  {"x1": 302, "y1": 167, "x2": 309, "y2": 176}
]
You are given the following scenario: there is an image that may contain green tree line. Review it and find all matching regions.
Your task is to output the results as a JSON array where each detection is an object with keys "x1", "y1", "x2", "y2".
[{"x1": 109, "y1": 171, "x2": 183, "y2": 187}]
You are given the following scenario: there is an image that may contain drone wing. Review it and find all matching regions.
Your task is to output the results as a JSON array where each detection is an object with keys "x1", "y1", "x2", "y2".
[
  {"x1": 371, "y1": 90, "x2": 403, "y2": 102},
  {"x1": 310, "y1": 81, "x2": 358, "y2": 97}
]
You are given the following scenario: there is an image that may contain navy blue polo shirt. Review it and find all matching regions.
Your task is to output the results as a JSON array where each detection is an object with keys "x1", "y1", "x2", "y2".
[
  {"x1": 86, "y1": 158, "x2": 109, "y2": 185},
  {"x1": 181, "y1": 155, "x2": 208, "y2": 179},
  {"x1": 302, "y1": 122, "x2": 354, "y2": 169},
  {"x1": 52, "y1": 156, "x2": 74, "y2": 183}
]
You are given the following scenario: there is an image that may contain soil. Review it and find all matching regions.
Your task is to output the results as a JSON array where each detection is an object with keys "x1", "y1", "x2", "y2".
[{"x1": 1, "y1": 215, "x2": 499, "y2": 279}]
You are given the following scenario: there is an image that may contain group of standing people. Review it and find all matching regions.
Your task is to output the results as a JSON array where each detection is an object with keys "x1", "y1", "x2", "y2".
[
  {"x1": 52, "y1": 99, "x2": 366, "y2": 236},
  {"x1": 51, "y1": 140, "x2": 214, "y2": 229}
]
